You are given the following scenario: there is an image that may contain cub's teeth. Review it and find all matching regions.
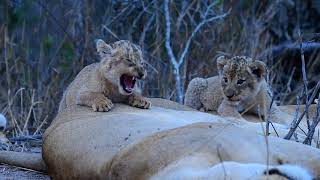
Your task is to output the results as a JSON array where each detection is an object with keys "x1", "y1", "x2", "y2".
[{"x1": 132, "y1": 77, "x2": 135, "y2": 80}]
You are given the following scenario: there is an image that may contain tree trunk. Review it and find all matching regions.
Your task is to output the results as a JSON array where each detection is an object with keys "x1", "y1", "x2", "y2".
[{"x1": 174, "y1": 67, "x2": 183, "y2": 104}]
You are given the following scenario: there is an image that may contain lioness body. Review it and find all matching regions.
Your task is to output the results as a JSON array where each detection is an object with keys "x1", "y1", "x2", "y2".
[
  {"x1": 59, "y1": 40, "x2": 151, "y2": 112},
  {"x1": 185, "y1": 56, "x2": 274, "y2": 119},
  {"x1": 0, "y1": 100, "x2": 319, "y2": 179}
]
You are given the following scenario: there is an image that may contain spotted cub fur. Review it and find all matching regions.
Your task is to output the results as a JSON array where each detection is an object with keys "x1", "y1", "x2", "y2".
[{"x1": 185, "y1": 56, "x2": 274, "y2": 119}]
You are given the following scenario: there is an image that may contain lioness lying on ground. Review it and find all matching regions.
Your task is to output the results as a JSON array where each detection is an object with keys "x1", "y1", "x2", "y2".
[
  {"x1": 185, "y1": 56, "x2": 275, "y2": 119},
  {"x1": 0, "y1": 100, "x2": 318, "y2": 179},
  {"x1": 59, "y1": 39, "x2": 151, "y2": 112}
]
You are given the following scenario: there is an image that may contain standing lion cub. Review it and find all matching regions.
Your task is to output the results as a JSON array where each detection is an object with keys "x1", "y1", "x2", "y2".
[
  {"x1": 59, "y1": 40, "x2": 151, "y2": 112},
  {"x1": 185, "y1": 56, "x2": 275, "y2": 119}
]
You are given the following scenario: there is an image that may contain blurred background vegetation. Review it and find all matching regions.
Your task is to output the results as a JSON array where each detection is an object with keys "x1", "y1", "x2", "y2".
[{"x1": 0, "y1": 0, "x2": 319, "y2": 136}]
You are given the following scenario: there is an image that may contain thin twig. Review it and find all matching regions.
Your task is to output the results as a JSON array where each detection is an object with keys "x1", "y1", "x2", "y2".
[
  {"x1": 216, "y1": 145, "x2": 227, "y2": 180},
  {"x1": 164, "y1": 0, "x2": 229, "y2": 103},
  {"x1": 260, "y1": 122, "x2": 270, "y2": 177},
  {"x1": 285, "y1": 67, "x2": 296, "y2": 95},
  {"x1": 269, "y1": 122, "x2": 279, "y2": 137},
  {"x1": 303, "y1": 92, "x2": 320, "y2": 145},
  {"x1": 35, "y1": 0, "x2": 75, "y2": 44},
  {"x1": 266, "y1": 95, "x2": 275, "y2": 136},
  {"x1": 33, "y1": 115, "x2": 48, "y2": 136},
  {"x1": 298, "y1": 30, "x2": 310, "y2": 130},
  {"x1": 102, "y1": 25, "x2": 120, "y2": 40},
  {"x1": 7, "y1": 90, "x2": 23, "y2": 135},
  {"x1": 284, "y1": 81, "x2": 320, "y2": 140}
]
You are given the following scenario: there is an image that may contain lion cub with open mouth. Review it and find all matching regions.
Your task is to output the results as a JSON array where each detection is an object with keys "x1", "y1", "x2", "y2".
[{"x1": 59, "y1": 39, "x2": 151, "y2": 112}]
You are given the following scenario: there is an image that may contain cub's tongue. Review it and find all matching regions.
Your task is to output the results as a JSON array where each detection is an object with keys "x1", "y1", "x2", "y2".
[{"x1": 121, "y1": 74, "x2": 136, "y2": 93}]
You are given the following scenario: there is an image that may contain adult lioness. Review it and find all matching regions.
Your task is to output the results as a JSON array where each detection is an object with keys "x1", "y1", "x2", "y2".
[{"x1": 59, "y1": 40, "x2": 151, "y2": 112}]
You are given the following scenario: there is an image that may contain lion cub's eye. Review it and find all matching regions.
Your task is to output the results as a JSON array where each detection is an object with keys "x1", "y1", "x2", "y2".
[
  {"x1": 141, "y1": 62, "x2": 147, "y2": 67},
  {"x1": 223, "y1": 77, "x2": 228, "y2": 83},
  {"x1": 125, "y1": 59, "x2": 135, "y2": 66},
  {"x1": 237, "y1": 79, "x2": 246, "y2": 85}
]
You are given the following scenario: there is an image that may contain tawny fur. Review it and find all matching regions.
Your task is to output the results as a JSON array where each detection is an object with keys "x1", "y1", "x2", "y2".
[
  {"x1": 58, "y1": 40, "x2": 151, "y2": 112},
  {"x1": 185, "y1": 55, "x2": 276, "y2": 119},
  {"x1": 0, "y1": 100, "x2": 318, "y2": 178}
]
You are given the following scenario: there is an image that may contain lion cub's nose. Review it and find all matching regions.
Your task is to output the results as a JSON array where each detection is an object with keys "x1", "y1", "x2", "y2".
[
  {"x1": 138, "y1": 72, "x2": 145, "y2": 79},
  {"x1": 225, "y1": 89, "x2": 235, "y2": 98}
]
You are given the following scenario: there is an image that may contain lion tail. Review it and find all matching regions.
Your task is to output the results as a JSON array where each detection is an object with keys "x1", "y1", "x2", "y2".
[{"x1": 0, "y1": 151, "x2": 47, "y2": 172}]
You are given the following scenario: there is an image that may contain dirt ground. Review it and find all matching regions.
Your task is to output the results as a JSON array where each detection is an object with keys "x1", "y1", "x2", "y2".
[
  {"x1": 0, "y1": 164, "x2": 49, "y2": 180},
  {"x1": 0, "y1": 141, "x2": 50, "y2": 179}
]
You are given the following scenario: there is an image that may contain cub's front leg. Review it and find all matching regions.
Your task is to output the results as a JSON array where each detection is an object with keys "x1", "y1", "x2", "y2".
[
  {"x1": 217, "y1": 99, "x2": 242, "y2": 119},
  {"x1": 77, "y1": 91, "x2": 114, "y2": 112},
  {"x1": 128, "y1": 94, "x2": 151, "y2": 109}
]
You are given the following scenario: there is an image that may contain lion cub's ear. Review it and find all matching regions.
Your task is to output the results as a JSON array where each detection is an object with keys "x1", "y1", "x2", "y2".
[
  {"x1": 96, "y1": 39, "x2": 112, "y2": 59},
  {"x1": 217, "y1": 56, "x2": 227, "y2": 75},
  {"x1": 250, "y1": 60, "x2": 266, "y2": 79}
]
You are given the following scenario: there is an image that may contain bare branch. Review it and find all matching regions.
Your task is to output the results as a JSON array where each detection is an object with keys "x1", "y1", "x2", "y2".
[
  {"x1": 102, "y1": 25, "x2": 120, "y2": 40},
  {"x1": 298, "y1": 30, "x2": 310, "y2": 130},
  {"x1": 303, "y1": 110, "x2": 320, "y2": 145},
  {"x1": 178, "y1": 10, "x2": 230, "y2": 66},
  {"x1": 284, "y1": 81, "x2": 320, "y2": 140},
  {"x1": 259, "y1": 41, "x2": 320, "y2": 58},
  {"x1": 164, "y1": 0, "x2": 179, "y2": 68},
  {"x1": 139, "y1": 14, "x2": 156, "y2": 48},
  {"x1": 303, "y1": 82, "x2": 320, "y2": 145}
]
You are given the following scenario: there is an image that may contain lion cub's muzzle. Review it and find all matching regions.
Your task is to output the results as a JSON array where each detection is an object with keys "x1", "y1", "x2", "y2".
[
  {"x1": 136, "y1": 66, "x2": 146, "y2": 79},
  {"x1": 224, "y1": 89, "x2": 235, "y2": 99},
  {"x1": 224, "y1": 88, "x2": 240, "y2": 102},
  {"x1": 120, "y1": 74, "x2": 136, "y2": 94},
  {"x1": 120, "y1": 67, "x2": 146, "y2": 94}
]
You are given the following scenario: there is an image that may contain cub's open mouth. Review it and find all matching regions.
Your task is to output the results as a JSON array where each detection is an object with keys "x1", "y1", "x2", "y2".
[
  {"x1": 120, "y1": 74, "x2": 136, "y2": 93},
  {"x1": 228, "y1": 99, "x2": 240, "y2": 102}
]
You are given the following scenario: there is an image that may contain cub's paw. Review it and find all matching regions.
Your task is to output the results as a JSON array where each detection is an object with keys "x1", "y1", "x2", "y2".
[
  {"x1": 91, "y1": 97, "x2": 114, "y2": 112},
  {"x1": 217, "y1": 101, "x2": 242, "y2": 119},
  {"x1": 128, "y1": 96, "x2": 151, "y2": 109}
]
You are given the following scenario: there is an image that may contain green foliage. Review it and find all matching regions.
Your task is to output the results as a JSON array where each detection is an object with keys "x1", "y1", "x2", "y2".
[
  {"x1": 43, "y1": 34, "x2": 54, "y2": 55},
  {"x1": 7, "y1": 2, "x2": 28, "y2": 30},
  {"x1": 58, "y1": 41, "x2": 75, "y2": 72}
]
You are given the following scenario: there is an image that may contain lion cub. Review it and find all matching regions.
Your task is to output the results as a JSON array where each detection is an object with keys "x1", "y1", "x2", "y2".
[
  {"x1": 185, "y1": 56, "x2": 274, "y2": 119},
  {"x1": 59, "y1": 40, "x2": 151, "y2": 112}
]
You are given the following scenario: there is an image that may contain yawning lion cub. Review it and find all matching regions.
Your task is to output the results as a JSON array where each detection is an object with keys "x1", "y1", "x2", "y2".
[{"x1": 59, "y1": 40, "x2": 151, "y2": 112}]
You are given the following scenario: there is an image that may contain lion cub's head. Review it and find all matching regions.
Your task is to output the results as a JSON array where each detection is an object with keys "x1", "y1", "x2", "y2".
[
  {"x1": 217, "y1": 56, "x2": 266, "y2": 105},
  {"x1": 96, "y1": 39, "x2": 146, "y2": 95}
]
